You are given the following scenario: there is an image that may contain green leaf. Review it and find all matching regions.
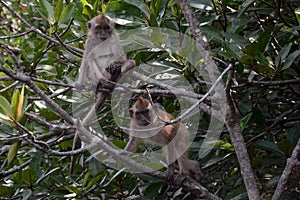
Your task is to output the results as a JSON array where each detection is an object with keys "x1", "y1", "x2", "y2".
[
  {"x1": 240, "y1": 113, "x2": 252, "y2": 132},
  {"x1": 275, "y1": 44, "x2": 291, "y2": 67},
  {"x1": 11, "y1": 89, "x2": 20, "y2": 120},
  {"x1": 82, "y1": 171, "x2": 92, "y2": 188},
  {"x1": 54, "y1": 0, "x2": 63, "y2": 22},
  {"x1": 86, "y1": 174, "x2": 104, "y2": 189},
  {"x1": 124, "y1": 0, "x2": 150, "y2": 20},
  {"x1": 7, "y1": 141, "x2": 21, "y2": 165},
  {"x1": 238, "y1": 0, "x2": 255, "y2": 17},
  {"x1": 103, "y1": 168, "x2": 125, "y2": 187},
  {"x1": 81, "y1": 0, "x2": 93, "y2": 19},
  {"x1": 144, "y1": 182, "x2": 162, "y2": 198},
  {"x1": 38, "y1": 0, "x2": 55, "y2": 25},
  {"x1": 240, "y1": 54, "x2": 254, "y2": 65},
  {"x1": 50, "y1": 188, "x2": 71, "y2": 197},
  {"x1": 287, "y1": 124, "x2": 300, "y2": 147},
  {"x1": 0, "y1": 185, "x2": 16, "y2": 197},
  {"x1": 225, "y1": 186, "x2": 248, "y2": 200},
  {"x1": 0, "y1": 95, "x2": 13, "y2": 119},
  {"x1": 16, "y1": 84, "x2": 25, "y2": 121},
  {"x1": 270, "y1": 109, "x2": 292, "y2": 129},
  {"x1": 295, "y1": 8, "x2": 300, "y2": 24},
  {"x1": 282, "y1": 50, "x2": 300, "y2": 70},
  {"x1": 37, "y1": 167, "x2": 60, "y2": 184},
  {"x1": 30, "y1": 152, "x2": 42, "y2": 177},
  {"x1": 278, "y1": 139, "x2": 291, "y2": 155},
  {"x1": 256, "y1": 141, "x2": 285, "y2": 155},
  {"x1": 58, "y1": 3, "x2": 75, "y2": 25},
  {"x1": 22, "y1": 168, "x2": 37, "y2": 185}
]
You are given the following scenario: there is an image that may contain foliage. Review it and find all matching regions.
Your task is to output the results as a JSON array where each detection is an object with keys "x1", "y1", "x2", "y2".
[{"x1": 0, "y1": 0, "x2": 299, "y2": 199}]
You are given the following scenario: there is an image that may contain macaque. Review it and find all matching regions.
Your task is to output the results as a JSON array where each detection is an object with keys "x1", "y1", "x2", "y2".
[
  {"x1": 125, "y1": 96, "x2": 203, "y2": 181},
  {"x1": 76, "y1": 13, "x2": 135, "y2": 90}
]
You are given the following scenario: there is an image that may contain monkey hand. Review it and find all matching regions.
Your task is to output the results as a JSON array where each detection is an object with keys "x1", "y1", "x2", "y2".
[{"x1": 120, "y1": 59, "x2": 136, "y2": 75}]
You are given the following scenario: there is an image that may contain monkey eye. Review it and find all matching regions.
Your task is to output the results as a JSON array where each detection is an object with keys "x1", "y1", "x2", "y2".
[
  {"x1": 86, "y1": 21, "x2": 92, "y2": 29},
  {"x1": 102, "y1": 25, "x2": 110, "y2": 30},
  {"x1": 129, "y1": 109, "x2": 134, "y2": 118},
  {"x1": 136, "y1": 109, "x2": 149, "y2": 115}
]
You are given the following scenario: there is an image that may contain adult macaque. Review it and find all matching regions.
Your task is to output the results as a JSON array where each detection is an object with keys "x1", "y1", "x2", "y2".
[
  {"x1": 125, "y1": 96, "x2": 203, "y2": 181},
  {"x1": 76, "y1": 13, "x2": 135, "y2": 90},
  {"x1": 71, "y1": 13, "x2": 135, "y2": 173}
]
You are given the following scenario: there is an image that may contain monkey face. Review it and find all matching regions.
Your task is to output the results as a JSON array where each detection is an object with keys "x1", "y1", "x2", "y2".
[
  {"x1": 87, "y1": 14, "x2": 114, "y2": 40},
  {"x1": 129, "y1": 108, "x2": 151, "y2": 126}
]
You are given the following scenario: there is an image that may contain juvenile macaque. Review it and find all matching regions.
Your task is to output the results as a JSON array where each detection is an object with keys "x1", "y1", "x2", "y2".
[
  {"x1": 125, "y1": 96, "x2": 203, "y2": 181},
  {"x1": 76, "y1": 13, "x2": 135, "y2": 90}
]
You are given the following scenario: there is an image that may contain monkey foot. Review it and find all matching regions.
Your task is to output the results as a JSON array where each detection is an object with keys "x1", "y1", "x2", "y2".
[{"x1": 164, "y1": 172, "x2": 187, "y2": 187}]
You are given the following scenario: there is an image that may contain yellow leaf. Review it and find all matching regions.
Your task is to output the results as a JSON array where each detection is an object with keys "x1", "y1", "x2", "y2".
[{"x1": 16, "y1": 85, "x2": 25, "y2": 121}]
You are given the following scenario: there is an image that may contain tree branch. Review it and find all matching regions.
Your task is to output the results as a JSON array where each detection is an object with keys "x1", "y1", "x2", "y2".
[
  {"x1": 0, "y1": 0, "x2": 83, "y2": 55},
  {"x1": 225, "y1": 63, "x2": 260, "y2": 200},
  {"x1": 0, "y1": 65, "x2": 74, "y2": 124},
  {"x1": 272, "y1": 138, "x2": 300, "y2": 200},
  {"x1": 75, "y1": 119, "x2": 221, "y2": 199}
]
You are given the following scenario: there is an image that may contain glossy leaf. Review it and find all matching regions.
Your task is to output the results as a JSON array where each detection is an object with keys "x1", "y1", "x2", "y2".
[
  {"x1": 54, "y1": 0, "x2": 63, "y2": 22},
  {"x1": 124, "y1": 0, "x2": 150, "y2": 20},
  {"x1": 58, "y1": 3, "x2": 75, "y2": 25},
  {"x1": 282, "y1": 50, "x2": 300, "y2": 70},
  {"x1": 7, "y1": 141, "x2": 21, "y2": 165},
  {"x1": 38, "y1": 0, "x2": 55, "y2": 24},
  {"x1": 0, "y1": 95, "x2": 13, "y2": 124}
]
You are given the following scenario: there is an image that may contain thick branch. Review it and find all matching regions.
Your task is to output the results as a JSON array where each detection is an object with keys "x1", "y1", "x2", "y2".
[
  {"x1": 225, "y1": 65, "x2": 260, "y2": 200},
  {"x1": 178, "y1": 0, "x2": 210, "y2": 50}
]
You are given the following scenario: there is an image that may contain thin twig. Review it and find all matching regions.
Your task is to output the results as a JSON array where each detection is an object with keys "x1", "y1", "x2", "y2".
[
  {"x1": 0, "y1": 159, "x2": 31, "y2": 179},
  {"x1": 168, "y1": 65, "x2": 232, "y2": 124},
  {"x1": 0, "y1": 81, "x2": 19, "y2": 93}
]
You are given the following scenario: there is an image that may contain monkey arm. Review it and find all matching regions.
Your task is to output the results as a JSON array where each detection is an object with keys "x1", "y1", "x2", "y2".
[{"x1": 124, "y1": 137, "x2": 139, "y2": 152}]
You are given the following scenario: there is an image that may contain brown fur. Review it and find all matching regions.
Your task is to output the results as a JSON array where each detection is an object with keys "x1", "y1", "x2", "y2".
[{"x1": 126, "y1": 97, "x2": 203, "y2": 180}]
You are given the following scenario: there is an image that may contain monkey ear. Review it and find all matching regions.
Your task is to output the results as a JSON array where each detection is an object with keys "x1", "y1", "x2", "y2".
[
  {"x1": 86, "y1": 21, "x2": 92, "y2": 29},
  {"x1": 137, "y1": 96, "x2": 144, "y2": 102}
]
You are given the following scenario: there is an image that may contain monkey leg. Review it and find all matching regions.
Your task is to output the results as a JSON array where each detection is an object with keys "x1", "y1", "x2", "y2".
[
  {"x1": 178, "y1": 155, "x2": 203, "y2": 181},
  {"x1": 188, "y1": 159, "x2": 204, "y2": 181}
]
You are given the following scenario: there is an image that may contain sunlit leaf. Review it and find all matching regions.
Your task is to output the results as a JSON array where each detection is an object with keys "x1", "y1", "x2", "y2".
[
  {"x1": 81, "y1": 0, "x2": 93, "y2": 19},
  {"x1": 16, "y1": 84, "x2": 25, "y2": 121},
  {"x1": 54, "y1": 0, "x2": 63, "y2": 22},
  {"x1": 0, "y1": 95, "x2": 13, "y2": 119},
  {"x1": 38, "y1": 0, "x2": 55, "y2": 24},
  {"x1": 58, "y1": 3, "x2": 75, "y2": 25}
]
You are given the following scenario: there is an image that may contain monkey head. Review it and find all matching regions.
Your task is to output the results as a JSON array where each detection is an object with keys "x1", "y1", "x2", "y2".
[
  {"x1": 129, "y1": 97, "x2": 153, "y2": 127},
  {"x1": 87, "y1": 13, "x2": 115, "y2": 40}
]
